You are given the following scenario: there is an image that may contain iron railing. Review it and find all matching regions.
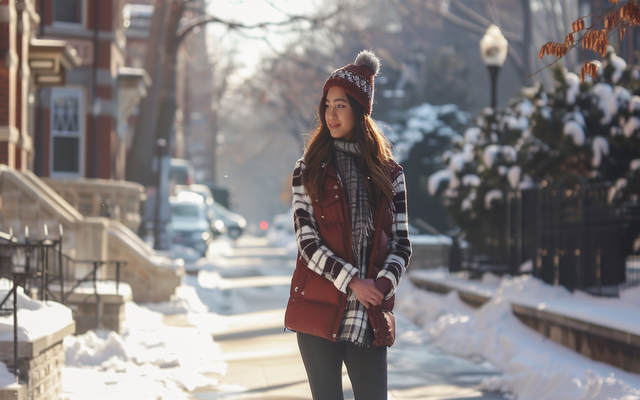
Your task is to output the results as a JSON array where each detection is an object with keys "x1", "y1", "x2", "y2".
[
  {"x1": 0, "y1": 225, "x2": 126, "y2": 377},
  {"x1": 506, "y1": 177, "x2": 640, "y2": 294}
]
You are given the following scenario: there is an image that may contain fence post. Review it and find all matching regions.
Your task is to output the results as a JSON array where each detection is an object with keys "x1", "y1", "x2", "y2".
[
  {"x1": 12, "y1": 275, "x2": 18, "y2": 380},
  {"x1": 116, "y1": 262, "x2": 121, "y2": 295},
  {"x1": 94, "y1": 262, "x2": 101, "y2": 330}
]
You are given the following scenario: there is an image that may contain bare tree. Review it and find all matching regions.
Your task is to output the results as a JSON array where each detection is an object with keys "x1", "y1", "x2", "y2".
[{"x1": 126, "y1": 0, "x2": 347, "y2": 186}]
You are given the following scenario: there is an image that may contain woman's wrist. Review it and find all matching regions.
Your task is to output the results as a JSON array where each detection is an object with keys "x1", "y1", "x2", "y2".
[
  {"x1": 374, "y1": 277, "x2": 392, "y2": 295},
  {"x1": 347, "y1": 276, "x2": 361, "y2": 288}
]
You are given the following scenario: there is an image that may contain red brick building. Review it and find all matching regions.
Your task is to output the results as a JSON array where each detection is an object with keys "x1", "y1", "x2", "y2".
[
  {"x1": 1, "y1": 0, "x2": 149, "y2": 181},
  {"x1": 35, "y1": 0, "x2": 119, "y2": 179},
  {"x1": 0, "y1": 0, "x2": 79, "y2": 171}
]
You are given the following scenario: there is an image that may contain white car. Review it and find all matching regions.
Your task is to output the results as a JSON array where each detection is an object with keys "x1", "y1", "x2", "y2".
[
  {"x1": 210, "y1": 201, "x2": 246, "y2": 240},
  {"x1": 169, "y1": 193, "x2": 212, "y2": 256},
  {"x1": 175, "y1": 184, "x2": 226, "y2": 237}
]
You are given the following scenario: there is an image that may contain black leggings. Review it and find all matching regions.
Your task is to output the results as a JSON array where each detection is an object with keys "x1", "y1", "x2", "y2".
[{"x1": 297, "y1": 332, "x2": 387, "y2": 400}]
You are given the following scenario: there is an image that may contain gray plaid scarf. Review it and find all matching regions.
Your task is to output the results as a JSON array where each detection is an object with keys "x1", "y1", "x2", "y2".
[{"x1": 333, "y1": 140, "x2": 374, "y2": 346}]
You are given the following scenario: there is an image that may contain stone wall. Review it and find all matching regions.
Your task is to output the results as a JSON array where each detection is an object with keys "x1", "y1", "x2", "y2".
[
  {"x1": 43, "y1": 178, "x2": 145, "y2": 233},
  {"x1": 0, "y1": 383, "x2": 27, "y2": 400},
  {"x1": 66, "y1": 290, "x2": 130, "y2": 334},
  {"x1": 512, "y1": 304, "x2": 640, "y2": 374},
  {"x1": 0, "y1": 322, "x2": 74, "y2": 400},
  {"x1": 107, "y1": 220, "x2": 183, "y2": 303},
  {"x1": 22, "y1": 343, "x2": 64, "y2": 400}
]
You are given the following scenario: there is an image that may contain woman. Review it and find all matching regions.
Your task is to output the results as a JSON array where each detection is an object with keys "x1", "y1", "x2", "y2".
[{"x1": 284, "y1": 50, "x2": 412, "y2": 399}]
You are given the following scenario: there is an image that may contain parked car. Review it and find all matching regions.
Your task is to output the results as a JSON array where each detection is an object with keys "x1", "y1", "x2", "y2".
[
  {"x1": 169, "y1": 192, "x2": 213, "y2": 256},
  {"x1": 169, "y1": 158, "x2": 195, "y2": 186},
  {"x1": 210, "y1": 201, "x2": 246, "y2": 240},
  {"x1": 174, "y1": 184, "x2": 225, "y2": 237}
]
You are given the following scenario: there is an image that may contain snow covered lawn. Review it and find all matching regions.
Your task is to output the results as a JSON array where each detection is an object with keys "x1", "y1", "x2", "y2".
[
  {"x1": 62, "y1": 285, "x2": 225, "y2": 399},
  {"x1": 397, "y1": 273, "x2": 640, "y2": 400}
]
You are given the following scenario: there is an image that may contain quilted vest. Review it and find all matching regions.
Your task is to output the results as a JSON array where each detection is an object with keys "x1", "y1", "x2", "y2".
[{"x1": 284, "y1": 160, "x2": 401, "y2": 341}]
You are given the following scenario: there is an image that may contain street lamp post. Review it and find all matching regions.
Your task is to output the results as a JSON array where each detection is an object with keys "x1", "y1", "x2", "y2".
[
  {"x1": 153, "y1": 138, "x2": 167, "y2": 250},
  {"x1": 480, "y1": 25, "x2": 509, "y2": 108}
]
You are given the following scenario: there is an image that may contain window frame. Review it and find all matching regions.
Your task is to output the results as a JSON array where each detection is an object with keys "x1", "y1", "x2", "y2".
[
  {"x1": 52, "y1": 0, "x2": 86, "y2": 29},
  {"x1": 50, "y1": 86, "x2": 86, "y2": 179}
]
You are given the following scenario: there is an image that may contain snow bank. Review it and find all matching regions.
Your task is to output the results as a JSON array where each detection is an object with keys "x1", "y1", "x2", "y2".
[
  {"x1": 0, "y1": 279, "x2": 73, "y2": 342},
  {"x1": 141, "y1": 284, "x2": 208, "y2": 315},
  {"x1": 0, "y1": 362, "x2": 16, "y2": 388},
  {"x1": 397, "y1": 275, "x2": 640, "y2": 400},
  {"x1": 63, "y1": 299, "x2": 225, "y2": 399}
]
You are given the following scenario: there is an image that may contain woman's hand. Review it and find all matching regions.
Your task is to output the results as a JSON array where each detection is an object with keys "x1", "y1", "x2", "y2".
[{"x1": 348, "y1": 277, "x2": 383, "y2": 309}]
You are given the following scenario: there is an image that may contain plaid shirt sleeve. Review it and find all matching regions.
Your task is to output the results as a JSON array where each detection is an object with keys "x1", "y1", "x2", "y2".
[
  {"x1": 376, "y1": 170, "x2": 412, "y2": 300},
  {"x1": 292, "y1": 158, "x2": 359, "y2": 293}
]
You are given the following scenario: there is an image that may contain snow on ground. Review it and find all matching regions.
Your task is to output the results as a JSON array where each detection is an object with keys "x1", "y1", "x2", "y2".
[
  {"x1": 0, "y1": 279, "x2": 73, "y2": 388},
  {"x1": 397, "y1": 273, "x2": 640, "y2": 400},
  {"x1": 0, "y1": 278, "x2": 73, "y2": 342},
  {"x1": 62, "y1": 288, "x2": 226, "y2": 399}
]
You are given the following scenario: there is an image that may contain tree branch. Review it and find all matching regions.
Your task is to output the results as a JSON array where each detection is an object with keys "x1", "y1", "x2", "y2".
[
  {"x1": 176, "y1": 4, "x2": 346, "y2": 40},
  {"x1": 529, "y1": 1, "x2": 620, "y2": 79},
  {"x1": 424, "y1": 1, "x2": 522, "y2": 43},
  {"x1": 450, "y1": 0, "x2": 493, "y2": 27}
]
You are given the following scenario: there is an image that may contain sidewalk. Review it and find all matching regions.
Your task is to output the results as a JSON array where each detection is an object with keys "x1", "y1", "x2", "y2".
[
  {"x1": 187, "y1": 306, "x2": 504, "y2": 400},
  {"x1": 182, "y1": 237, "x2": 505, "y2": 400}
]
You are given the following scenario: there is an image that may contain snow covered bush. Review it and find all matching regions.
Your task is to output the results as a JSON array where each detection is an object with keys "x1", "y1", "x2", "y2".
[
  {"x1": 429, "y1": 47, "x2": 640, "y2": 257},
  {"x1": 381, "y1": 103, "x2": 470, "y2": 233}
]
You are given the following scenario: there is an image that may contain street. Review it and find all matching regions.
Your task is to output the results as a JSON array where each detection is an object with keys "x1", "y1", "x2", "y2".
[{"x1": 179, "y1": 237, "x2": 506, "y2": 400}]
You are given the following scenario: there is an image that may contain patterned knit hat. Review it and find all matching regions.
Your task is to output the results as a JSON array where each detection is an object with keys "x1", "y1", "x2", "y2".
[{"x1": 323, "y1": 50, "x2": 381, "y2": 115}]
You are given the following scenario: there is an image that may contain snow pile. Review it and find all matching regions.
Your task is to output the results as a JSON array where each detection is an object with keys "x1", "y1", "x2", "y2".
[
  {"x1": 397, "y1": 275, "x2": 640, "y2": 400},
  {"x1": 0, "y1": 362, "x2": 16, "y2": 388},
  {"x1": 141, "y1": 284, "x2": 208, "y2": 315},
  {"x1": 63, "y1": 300, "x2": 225, "y2": 398},
  {"x1": 620, "y1": 285, "x2": 640, "y2": 307},
  {"x1": 0, "y1": 279, "x2": 73, "y2": 342}
]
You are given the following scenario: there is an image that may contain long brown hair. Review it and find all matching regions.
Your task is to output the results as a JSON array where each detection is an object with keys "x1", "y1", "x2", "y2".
[{"x1": 302, "y1": 91, "x2": 395, "y2": 202}]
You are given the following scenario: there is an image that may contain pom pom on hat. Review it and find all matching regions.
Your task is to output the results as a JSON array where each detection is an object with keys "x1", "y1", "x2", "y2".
[
  {"x1": 354, "y1": 50, "x2": 380, "y2": 76},
  {"x1": 322, "y1": 49, "x2": 381, "y2": 115}
]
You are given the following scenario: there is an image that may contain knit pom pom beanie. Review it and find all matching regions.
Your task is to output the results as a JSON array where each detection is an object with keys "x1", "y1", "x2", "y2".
[{"x1": 323, "y1": 50, "x2": 381, "y2": 115}]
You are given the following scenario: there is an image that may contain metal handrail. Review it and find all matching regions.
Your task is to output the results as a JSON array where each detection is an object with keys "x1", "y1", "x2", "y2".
[{"x1": 0, "y1": 225, "x2": 128, "y2": 379}]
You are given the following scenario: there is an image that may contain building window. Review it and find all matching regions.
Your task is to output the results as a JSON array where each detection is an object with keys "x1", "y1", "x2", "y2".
[
  {"x1": 50, "y1": 87, "x2": 84, "y2": 178},
  {"x1": 54, "y1": 0, "x2": 83, "y2": 25}
]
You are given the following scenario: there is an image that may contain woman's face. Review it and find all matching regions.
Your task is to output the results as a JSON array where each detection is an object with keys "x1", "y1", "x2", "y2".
[{"x1": 325, "y1": 86, "x2": 355, "y2": 141}]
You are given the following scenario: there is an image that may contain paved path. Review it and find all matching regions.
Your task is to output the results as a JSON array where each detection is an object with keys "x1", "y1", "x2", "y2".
[{"x1": 180, "y1": 237, "x2": 506, "y2": 400}]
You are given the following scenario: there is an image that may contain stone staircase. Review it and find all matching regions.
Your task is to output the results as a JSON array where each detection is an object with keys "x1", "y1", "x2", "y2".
[{"x1": 0, "y1": 165, "x2": 183, "y2": 304}]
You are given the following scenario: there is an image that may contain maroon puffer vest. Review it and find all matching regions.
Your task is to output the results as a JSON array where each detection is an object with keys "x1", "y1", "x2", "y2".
[{"x1": 284, "y1": 160, "x2": 401, "y2": 341}]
